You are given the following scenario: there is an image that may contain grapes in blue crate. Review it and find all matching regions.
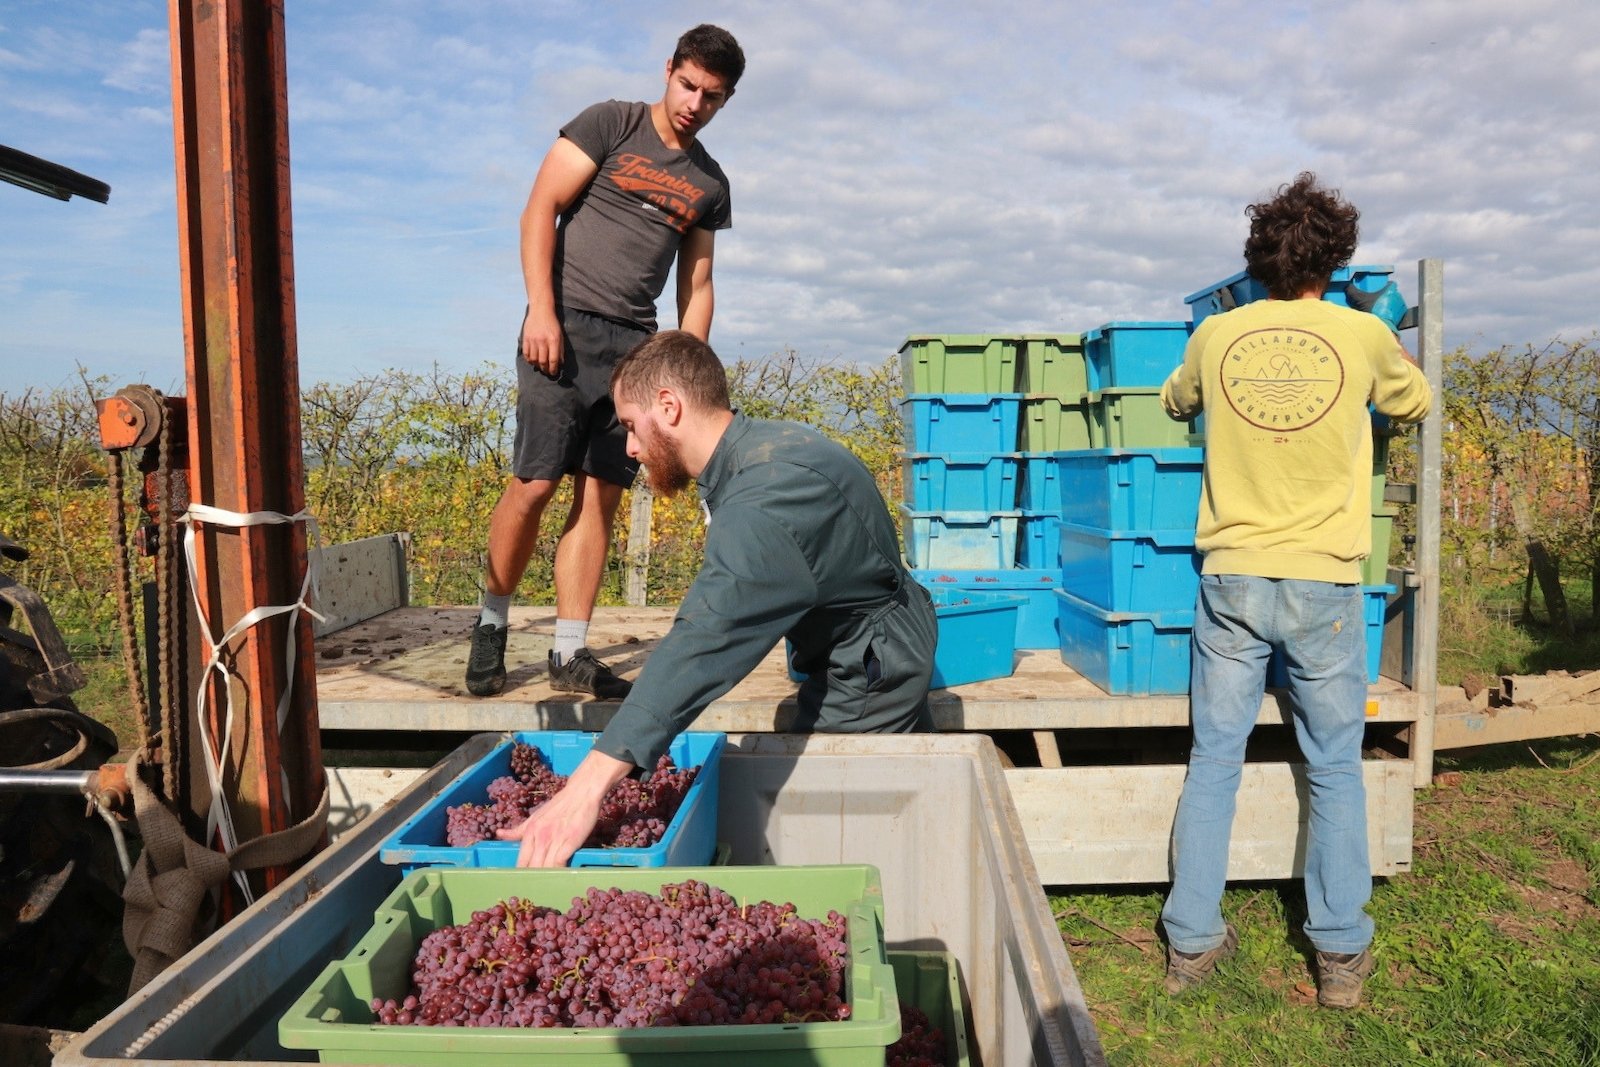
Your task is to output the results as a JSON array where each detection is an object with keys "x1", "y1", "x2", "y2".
[{"x1": 445, "y1": 741, "x2": 698, "y2": 850}]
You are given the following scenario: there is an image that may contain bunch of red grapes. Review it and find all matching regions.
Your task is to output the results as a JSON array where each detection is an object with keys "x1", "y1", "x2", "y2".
[
  {"x1": 370, "y1": 879, "x2": 850, "y2": 1029},
  {"x1": 887, "y1": 1002, "x2": 949, "y2": 1065},
  {"x1": 444, "y1": 742, "x2": 698, "y2": 851}
]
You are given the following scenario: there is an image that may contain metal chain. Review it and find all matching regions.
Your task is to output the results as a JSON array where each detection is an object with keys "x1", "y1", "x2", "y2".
[
  {"x1": 106, "y1": 449, "x2": 151, "y2": 751},
  {"x1": 157, "y1": 414, "x2": 181, "y2": 803}
]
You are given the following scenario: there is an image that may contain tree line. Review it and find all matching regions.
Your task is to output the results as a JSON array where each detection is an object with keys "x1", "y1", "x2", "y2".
[{"x1": 1, "y1": 340, "x2": 1595, "y2": 668}]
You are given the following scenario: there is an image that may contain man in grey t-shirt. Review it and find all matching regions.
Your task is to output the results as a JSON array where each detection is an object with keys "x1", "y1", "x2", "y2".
[{"x1": 466, "y1": 25, "x2": 743, "y2": 699}]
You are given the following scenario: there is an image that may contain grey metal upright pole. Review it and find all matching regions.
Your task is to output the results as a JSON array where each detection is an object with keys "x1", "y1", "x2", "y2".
[{"x1": 1412, "y1": 259, "x2": 1444, "y2": 787}]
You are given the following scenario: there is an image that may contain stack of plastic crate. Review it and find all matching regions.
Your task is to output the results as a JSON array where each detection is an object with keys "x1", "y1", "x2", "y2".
[
  {"x1": 1050, "y1": 322, "x2": 1204, "y2": 694},
  {"x1": 900, "y1": 334, "x2": 1074, "y2": 650},
  {"x1": 1183, "y1": 263, "x2": 1401, "y2": 327},
  {"x1": 1182, "y1": 266, "x2": 1405, "y2": 686}
]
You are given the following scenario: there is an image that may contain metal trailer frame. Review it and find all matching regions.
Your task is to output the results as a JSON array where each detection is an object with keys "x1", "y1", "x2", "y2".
[{"x1": 310, "y1": 262, "x2": 1444, "y2": 889}]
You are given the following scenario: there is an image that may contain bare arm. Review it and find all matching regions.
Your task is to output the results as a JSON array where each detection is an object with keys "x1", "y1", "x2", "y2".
[
  {"x1": 675, "y1": 227, "x2": 716, "y2": 341},
  {"x1": 518, "y1": 137, "x2": 600, "y2": 375},
  {"x1": 493, "y1": 749, "x2": 634, "y2": 867}
]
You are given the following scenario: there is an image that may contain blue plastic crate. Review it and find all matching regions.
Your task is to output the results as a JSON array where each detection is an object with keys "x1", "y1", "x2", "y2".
[
  {"x1": 901, "y1": 452, "x2": 1022, "y2": 512},
  {"x1": 1054, "y1": 589, "x2": 1194, "y2": 695},
  {"x1": 1184, "y1": 264, "x2": 1397, "y2": 326},
  {"x1": 789, "y1": 585, "x2": 1022, "y2": 688},
  {"x1": 901, "y1": 507, "x2": 1021, "y2": 569},
  {"x1": 1018, "y1": 512, "x2": 1062, "y2": 569},
  {"x1": 926, "y1": 586, "x2": 1024, "y2": 688},
  {"x1": 1269, "y1": 584, "x2": 1394, "y2": 687},
  {"x1": 1058, "y1": 522, "x2": 1201, "y2": 613},
  {"x1": 379, "y1": 731, "x2": 725, "y2": 871},
  {"x1": 1018, "y1": 453, "x2": 1060, "y2": 511},
  {"x1": 1051, "y1": 448, "x2": 1204, "y2": 530},
  {"x1": 1084, "y1": 321, "x2": 1190, "y2": 389},
  {"x1": 912, "y1": 567, "x2": 1060, "y2": 649},
  {"x1": 900, "y1": 393, "x2": 1023, "y2": 453}
]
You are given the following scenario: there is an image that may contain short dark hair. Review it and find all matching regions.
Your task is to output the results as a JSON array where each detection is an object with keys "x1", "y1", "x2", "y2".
[
  {"x1": 672, "y1": 24, "x2": 745, "y2": 89},
  {"x1": 1243, "y1": 172, "x2": 1361, "y2": 300},
  {"x1": 612, "y1": 330, "x2": 732, "y2": 413}
]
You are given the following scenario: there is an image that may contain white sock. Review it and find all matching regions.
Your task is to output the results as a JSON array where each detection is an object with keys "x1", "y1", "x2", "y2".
[
  {"x1": 552, "y1": 619, "x2": 589, "y2": 664},
  {"x1": 479, "y1": 593, "x2": 511, "y2": 630}
]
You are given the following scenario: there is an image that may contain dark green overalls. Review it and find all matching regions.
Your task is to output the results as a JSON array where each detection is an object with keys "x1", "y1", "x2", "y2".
[{"x1": 595, "y1": 414, "x2": 937, "y2": 770}]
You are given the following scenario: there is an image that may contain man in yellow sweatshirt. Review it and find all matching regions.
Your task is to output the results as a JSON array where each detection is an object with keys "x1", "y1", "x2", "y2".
[{"x1": 1157, "y1": 173, "x2": 1431, "y2": 1010}]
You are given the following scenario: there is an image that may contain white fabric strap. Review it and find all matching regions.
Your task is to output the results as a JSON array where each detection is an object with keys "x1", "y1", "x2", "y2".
[{"x1": 178, "y1": 501, "x2": 326, "y2": 904}]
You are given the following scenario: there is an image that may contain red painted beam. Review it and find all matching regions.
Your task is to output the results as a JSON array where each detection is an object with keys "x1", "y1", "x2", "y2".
[{"x1": 168, "y1": 0, "x2": 324, "y2": 901}]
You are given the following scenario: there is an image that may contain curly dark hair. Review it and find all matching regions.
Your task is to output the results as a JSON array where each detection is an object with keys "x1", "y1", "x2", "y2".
[
  {"x1": 672, "y1": 24, "x2": 745, "y2": 90},
  {"x1": 1243, "y1": 172, "x2": 1360, "y2": 299}
]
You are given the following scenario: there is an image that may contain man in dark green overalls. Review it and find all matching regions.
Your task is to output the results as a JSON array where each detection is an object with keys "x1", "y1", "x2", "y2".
[{"x1": 498, "y1": 330, "x2": 937, "y2": 866}]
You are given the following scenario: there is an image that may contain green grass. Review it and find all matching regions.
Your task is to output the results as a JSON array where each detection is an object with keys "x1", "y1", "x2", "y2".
[
  {"x1": 41, "y1": 559, "x2": 1600, "y2": 1062},
  {"x1": 1437, "y1": 579, "x2": 1599, "y2": 688},
  {"x1": 72, "y1": 645, "x2": 141, "y2": 752},
  {"x1": 1052, "y1": 735, "x2": 1600, "y2": 1066}
]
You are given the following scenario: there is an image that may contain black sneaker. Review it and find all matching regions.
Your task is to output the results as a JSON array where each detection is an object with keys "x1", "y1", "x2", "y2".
[
  {"x1": 465, "y1": 621, "x2": 508, "y2": 696},
  {"x1": 548, "y1": 648, "x2": 632, "y2": 700}
]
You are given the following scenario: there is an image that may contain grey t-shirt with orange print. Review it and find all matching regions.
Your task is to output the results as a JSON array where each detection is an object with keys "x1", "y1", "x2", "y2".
[{"x1": 554, "y1": 99, "x2": 732, "y2": 330}]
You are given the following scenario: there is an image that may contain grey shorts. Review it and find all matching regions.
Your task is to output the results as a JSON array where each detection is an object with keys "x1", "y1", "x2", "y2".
[{"x1": 511, "y1": 306, "x2": 647, "y2": 487}]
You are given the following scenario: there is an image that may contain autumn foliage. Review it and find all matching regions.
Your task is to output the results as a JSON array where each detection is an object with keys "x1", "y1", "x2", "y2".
[{"x1": 2, "y1": 340, "x2": 1595, "y2": 670}]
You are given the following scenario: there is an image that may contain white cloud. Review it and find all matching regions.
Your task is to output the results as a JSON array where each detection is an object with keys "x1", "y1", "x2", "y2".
[
  {"x1": 2, "y1": 0, "x2": 1597, "y2": 396},
  {"x1": 103, "y1": 28, "x2": 167, "y2": 94}
]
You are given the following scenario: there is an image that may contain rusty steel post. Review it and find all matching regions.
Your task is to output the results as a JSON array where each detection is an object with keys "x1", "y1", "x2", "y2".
[{"x1": 167, "y1": 0, "x2": 324, "y2": 898}]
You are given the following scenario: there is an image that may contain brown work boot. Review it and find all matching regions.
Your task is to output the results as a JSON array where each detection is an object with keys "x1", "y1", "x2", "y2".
[
  {"x1": 1315, "y1": 947, "x2": 1374, "y2": 1009},
  {"x1": 1163, "y1": 923, "x2": 1238, "y2": 995}
]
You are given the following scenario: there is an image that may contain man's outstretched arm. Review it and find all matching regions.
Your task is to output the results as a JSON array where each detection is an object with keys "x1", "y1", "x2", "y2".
[{"x1": 494, "y1": 748, "x2": 633, "y2": 867}]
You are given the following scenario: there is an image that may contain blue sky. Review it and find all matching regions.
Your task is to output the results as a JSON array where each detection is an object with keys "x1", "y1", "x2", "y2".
[{"x1": 3, "y1": 0, "x2": 1597, "y2": 395}]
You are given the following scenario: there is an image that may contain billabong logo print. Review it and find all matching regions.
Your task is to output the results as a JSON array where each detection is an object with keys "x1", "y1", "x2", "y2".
[
  {"x1": 1219, "y1": 327, "x2": 1345, "y2": 430},
  {"x1": 610, "y1": 153, "x2": 706, "y2": 233}
]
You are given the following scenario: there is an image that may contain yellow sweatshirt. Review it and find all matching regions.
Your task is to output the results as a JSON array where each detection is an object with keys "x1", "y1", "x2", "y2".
[{"x1": 1160, "y1": 298, "x2": 1432, "y2": 583}]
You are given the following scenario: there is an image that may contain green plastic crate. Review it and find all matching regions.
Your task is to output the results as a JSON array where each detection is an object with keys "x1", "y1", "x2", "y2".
[
  {"x1": 888, "y1": 951, "x2": 972, "y2": 1067},
  {"x1": 1364, "y1": 505, "x2": 1397, "y2": 585},
  {"x1": 1018, "y1": 334, "x2": 1086, "y2": 398},
  {"x1": 1085, "y1": 388, "x2": 1192, "y2": 448},
  {"x1": 1021, "y1": 395, "x2": 1093, "y2": 451},
  {"x1": 1373, "y1": 428, "x2": 1392, "y2": 476},
  {"x1": 899, "y1": 335, "x2": 1022, "y2": 393},
  {"x1": 279, "y1": 865, "x2": 898, "y2": 1066}
]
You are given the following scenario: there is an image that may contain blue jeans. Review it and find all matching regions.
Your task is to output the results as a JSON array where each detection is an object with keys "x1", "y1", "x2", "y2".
[{"x1": 1160, "y1": 574, "x2": 1374, "y2": 955}]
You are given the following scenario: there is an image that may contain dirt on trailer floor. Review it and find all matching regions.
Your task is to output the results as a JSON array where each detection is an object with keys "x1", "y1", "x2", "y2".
[
  {"x1": 310, "y1": 603, "x2": 1168, "y2": 705},
  {"x1": 314, "y1": 605, "x2": 670, "y2": 703}
]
